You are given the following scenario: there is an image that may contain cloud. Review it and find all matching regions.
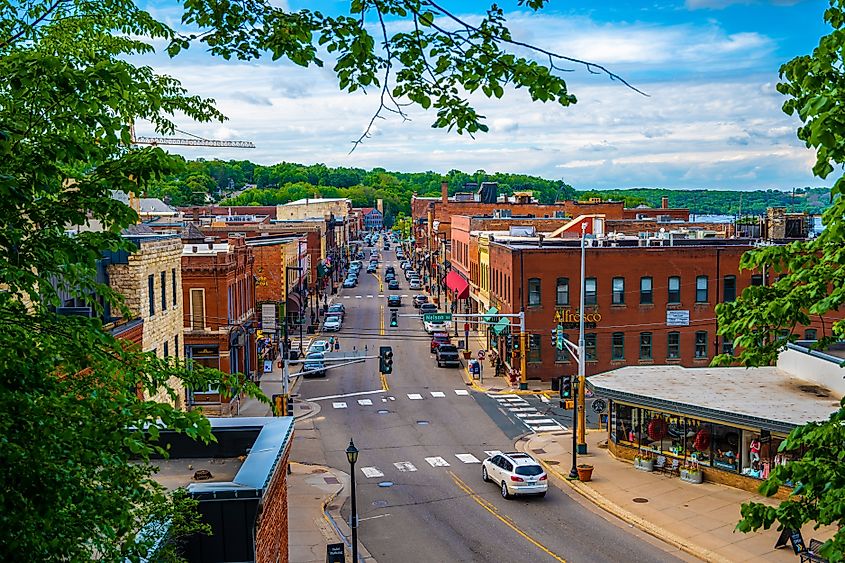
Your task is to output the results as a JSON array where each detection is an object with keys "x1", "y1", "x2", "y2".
[
  {"x1": 231, "y1": 92, "x2": 274, "y2": 106},
  {"x1": 685, "y1": 0, "x2": 804, "y2": 9}
]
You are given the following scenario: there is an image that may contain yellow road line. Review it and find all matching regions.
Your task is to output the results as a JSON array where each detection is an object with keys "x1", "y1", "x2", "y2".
[
  {"x1": 380, "y1": 304, "x2": 385, "y2": 336},
  {"x1": 380, "y1": 372, "x2": 389, "y2": 391},
  {"x1": 449, "y1": 472, "x2": 566, "y2": 563}
]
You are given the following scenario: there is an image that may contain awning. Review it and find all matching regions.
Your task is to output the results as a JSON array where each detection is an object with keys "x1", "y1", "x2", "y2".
[
  {"x1": 286, "y1": 292, "x2": 302, "y2": 313},
  {"x1": 492, "y1": 317, "x2": 510, "y2": 335},
  {"x1": 445, "y1": 271, "x2": 470, "y2": 299},
  {"x1": 483, "y1": 306, "x2": 499, "y2": 324}
]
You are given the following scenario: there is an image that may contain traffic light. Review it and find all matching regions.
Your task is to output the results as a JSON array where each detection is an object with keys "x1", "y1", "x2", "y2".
[
  {"x1": 390, "y1": 310, "x2": 398, "y2": 327},
  {"x1": 550, "y1": 328, "x2": 558, "y2": 349},
  {"x1": 512, "y1": 334, "x2": 521, "y2": 352},
  {"x1": 379, "y1": 346, "x2": 394, "y2": 374},
  {"x1": 560, "y1": 376, "x2": 573, "y2": 399}
]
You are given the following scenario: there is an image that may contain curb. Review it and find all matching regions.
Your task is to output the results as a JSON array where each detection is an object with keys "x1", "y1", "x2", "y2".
[
  {"x1": 320, "y1": 468, "x2": 378, "y2": 563},
  {"x1": 459, "y1": 362, "x2": 555, "y2": 396},
  {"x1": 516, "y1": 437, "x2": 729, "y2": 563}
]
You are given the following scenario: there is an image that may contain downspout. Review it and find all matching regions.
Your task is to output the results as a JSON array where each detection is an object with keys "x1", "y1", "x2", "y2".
[{"x1": 715, "y1": 248, "x2": 721, "y2": 358}]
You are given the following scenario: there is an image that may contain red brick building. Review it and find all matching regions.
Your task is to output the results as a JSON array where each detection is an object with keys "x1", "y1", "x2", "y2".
[{"x1": 181, "y1": 236, "x2": 257, "y2": 415}]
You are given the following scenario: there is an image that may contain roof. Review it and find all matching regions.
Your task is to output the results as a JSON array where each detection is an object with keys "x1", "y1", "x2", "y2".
[
  {"x1": 139, "y1": 198, "x2": 177, "y2": 215},
  {"x1": 183, "y1": 242, "x2": 229, "y2": 255},
  {"x1": 285, "y1": 197, "x2": 348, "y2": 205},
  {"x1": 587, "y1": 365, "x2": 840, "y2": 434},
  {"x1": 154, "y1": 457, "x2": 244, "y2": 491}
]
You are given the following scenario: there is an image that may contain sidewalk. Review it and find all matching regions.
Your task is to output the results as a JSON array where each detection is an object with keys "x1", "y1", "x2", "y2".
[{"x1": 519, "y1": 430, "x2": 834, "y2": 563}]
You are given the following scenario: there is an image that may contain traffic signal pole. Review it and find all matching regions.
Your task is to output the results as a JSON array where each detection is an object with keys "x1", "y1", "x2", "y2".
[{"x1": 577, "y1": 223, "x2": 588, "y2": 454}]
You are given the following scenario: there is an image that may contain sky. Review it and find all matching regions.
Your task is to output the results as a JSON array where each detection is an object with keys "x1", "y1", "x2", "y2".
[{"x1": 135, "y1": 0, "x2": 831, "y2": 191}]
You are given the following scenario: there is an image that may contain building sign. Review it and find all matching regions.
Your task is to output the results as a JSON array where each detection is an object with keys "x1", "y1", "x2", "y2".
[
  {"x1": 666, "y1": 310, "x2": 690, "y2": 327},
  {"x1": 261, "y1": 303, "x2": 277, "y2": 332},
  {"x1": 554, "y1": 308, "x2": 600, "y2": 330}
]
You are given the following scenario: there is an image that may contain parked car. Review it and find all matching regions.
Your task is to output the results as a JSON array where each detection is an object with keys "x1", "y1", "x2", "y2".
[
  {"x1": 327, "y1": 304, "x2": 345, "y2": 318},
  {"x1": 302, "y1": 352, "x2": 326, "y2": 377},
  {"x1": 409, "y1": 280, "x2": 422, "y2": 290},
  {"x1": 385, "y1": 265, "x2": 395, "y2": 275},
  {"x1": 323, "y1": 314, "x2": 342, "y2": 331},
  {"x1": 482, "y1": 452, "x2": 548, "y2": 499},
  {"x1": 435, "y1": 344, "x2": 461, "y2": 367},
  {"x1": 401, "y1": 261, "x2": 412, "y2": 270},
  {"x1": 430, "y1": 332, "x2": 451, "y2": 353},
  {"x1": 388, "y1": 279, "x2": 400, "y2": 290},
  {"x1": 309, "y1": 340, "x2": 330, "y2": 355},
  {"x1": 384, "y1": 272, "x2": 396, "y2": 282},
  {"x1": 342, "y1": 278, "x2": 356, "y2": 288},
  {"x1": 412, "y1": 295, "x2": 429, "y2": 308},
  {"x1": 367, "y1": 264, "x2": 377, "y2": 273},
  {"x1": 424, "y1": 319, "x2": 451, "y2": 334},
  {"x1": 387, "y1": 295, "x2": 401, "y2": 308}
]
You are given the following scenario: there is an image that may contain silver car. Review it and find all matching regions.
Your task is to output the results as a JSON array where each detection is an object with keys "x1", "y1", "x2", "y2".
[
  {"x1": 323, "y1": 315, "x2": 342, "y2": 332},
  {"x1": 482, "y1": 452, "x2": 548, "y2": 498}
]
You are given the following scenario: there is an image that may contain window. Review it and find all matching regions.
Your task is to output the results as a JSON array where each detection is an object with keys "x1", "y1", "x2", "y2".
[
  {"x1": 190, "y1": 289, "x2": 205, "y2": 330},
  {"x1": 751, "y1": 274, "x2": 764, "y2": 286},
  {"x1": 528, "y1": 334, "x2": 541, "y2": 363},
  {"x1": 528, "y1": 278, "x2": 541, "y2": 306},
  {"x1": 555, "y1": 333, "x2": 569, "y2": 362},
  {"x1": 804, "y1": 329, "x2": 818, "y2": 340},
  {"x1": 228, "y1": 286, "x2": 234, "y2": 323},
  {"x1": 585, "y1": 278, "x2": 597, "y2": 306},
  {"x1": 668, "y1": 276, "x2": 681, "y2": 304},
  {"x1": 172, "y1": 269, "x2": 177, "y2": 308},
  {"x1": 163, "y1": 342, "x2": 169, "y2": 358},
  {"x1": 174, "y1": 335, "x2": 179, "y2": 358},
  {"x1": 585, "y1": 333, "x2": 597, "y2": 361},
  {"x1": 667, "y1": 332, "x2": 680, "y2": 359},
  {"x1": 556, "y1": 277, "x2": 570, "y2": 305},
  {"x1": 612, "y1": 277, "x2": 625, "y2": 305},
  {"x1": 148, "y1": 275, "x2": 155, "y2": 317},
  {"x1": 722, "y1": 340, "x2": 734, "y2": 355},
  {"x1": 639, "y1": 332, "x2": 653, "y2": 360},
  {"x1": 161, "y1": 271, "x2": 167, "y2": 311},
  {"x1": 695, "y1": 331, "x2": 708, "y2": 358},
  {"x1": 612, "y1": 332, "x2": 625, "y2": 360},
  {"x1": 640, "y1": 277, "x2": 653, "y2": 304},
  {"x1": 695, "y1": 276, "x2": 709, "y2": 303},
  {"x1": 723, "y1": 275, "x2": 736, "y2": 302}
]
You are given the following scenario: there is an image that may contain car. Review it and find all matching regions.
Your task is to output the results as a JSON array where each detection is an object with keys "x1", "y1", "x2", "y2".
[
  {"x1": 387, "y1": 295, "x2": 401, "y2": 308},
  {"x1": 482, "y1": 452, "x2": 548, "y2": 499},
  {"x1": 327, "y1": 303, "x2": 345, "y2": 318},
  {"x1": 309, "y1": 340, "x2": 330, "y2": 355},
  {"x1": 419, "y1": 303, "x2": 437, "y2": 316},
  {"x1": 409, "y1": 280, "x2": 422, "y2": 290},
  {"x1": 435, "y1": 344, "x2": 461, "y2": 367},
  {"x1": 424, "y1": 320, "x2": 451, "y2": 334},
  {"x1": 400, "y1": 261, "x2": 411, "y2": 270},
  {"x1": 384, "y1": 273, "x2": 396, "y2": 282},
  {"x1": 430, "y1": 332, "x2": 451, "y2": 353},
  {"x1": 412, "y1": 295, "x2": 429, "y2": 308},
  {"x1": 302, "y1": 352, "x2": 326, "y2": 377},
  {"x1": 385, "y1": 265, "x2": 395, "y2": 275},
  {"x1": 323, "y1": 314, "x2": 342, "y2": 331},
  {"x1": 342, "y1": 278, "x2": 356, "y2": 288},
  {"x1": 388, "y1": 279, "x2": 400, "y2": 290},
  {"x1": 367, "y1": 265, "x2": 377, "y2": 273}
]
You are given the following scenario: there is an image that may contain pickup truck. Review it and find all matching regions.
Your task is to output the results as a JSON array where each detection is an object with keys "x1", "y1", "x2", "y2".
[{"x1": 435, "y1": 344, "x2": 461, "y2": 368}]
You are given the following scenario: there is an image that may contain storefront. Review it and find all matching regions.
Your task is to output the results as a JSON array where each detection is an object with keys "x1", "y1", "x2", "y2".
[{"x1": 587, "y1": 365, "x2": 838, "y2": 493}]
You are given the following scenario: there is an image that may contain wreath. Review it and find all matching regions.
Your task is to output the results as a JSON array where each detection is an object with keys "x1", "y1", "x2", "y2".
[
  {"x1": 647, "y1": 418, "x2": 668, "y2": 441},
  {"x1": 694, "y1": 428, "x2": 711, "y2": 452}
]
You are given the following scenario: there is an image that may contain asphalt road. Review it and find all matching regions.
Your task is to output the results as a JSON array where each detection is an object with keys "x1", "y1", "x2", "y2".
[{"x1": 291, "y1": 244, "x2": 688, "y2": 563}]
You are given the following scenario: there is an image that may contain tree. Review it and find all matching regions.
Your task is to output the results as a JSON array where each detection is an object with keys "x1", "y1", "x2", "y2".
[{"x1": 715, "y1": 2, "x2": 845, "y2": 559}]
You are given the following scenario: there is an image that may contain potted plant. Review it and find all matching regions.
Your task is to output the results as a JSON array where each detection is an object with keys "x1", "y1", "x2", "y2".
[
  {"x1": 576, "y1": 464, "x2": 594, "y2": 482},
  {"x1": 462, "y1": 349, "x2": 473, "y2": 360},
  {"x1": 634, "y1": 450, "x2": 654, "y2": 472},
  {"x1": 680, "y1": 461, "x2": 703, "y2": 484}
]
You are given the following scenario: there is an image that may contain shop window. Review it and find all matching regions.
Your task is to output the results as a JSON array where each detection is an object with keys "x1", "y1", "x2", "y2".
[
  {"x1": 712, "y1": 423, "x2": 741, "y2": 472},
  {"x1": 695, "y1": 275, "x2": 709, "y2": 303},
  {"x1": 694, "y1": 331, "x2": 707, "y2": 358},
  {"x1": 585, "y1": 278, "x2": 597, "y2": 306},
  {"x1": 528, "y1": 334, "x2": 541, "y2": 363},
  {"x1": 667, "y1": 331, "x2": 680, "y2": 359},
  {"x1": 611, "y1": 332, "x2": 625, "y2": 360},
  {"x1": 639, "y1": 332, "x2": 652, "y2": 360},
  {"x1": 555, "y1": 333, "x2": 569, "y2": 362},
  {"x1": 723, "y1": 275, "x2": 736, "y2": 302},
  {"x1": 148, "y1": 274, "x2": 155, "y2": 317},
  {"x1": 751, "y1": 273, "x2": 764, "y2": 286},
  {"x1": 614, "y1": 403, "x2": 637, "y2": 444},
  {"x1": 528, "y1": 278, "x2": 541, "y2": 306},
  {"x1": 585, "y1": 333, "x2": 597, "y2": 361},
  {"x1": 556, "y1": 277, "x2": 569, "y2": 305},
  {"x1": 741, "y1": 431, "x2": 764, "y2": 479},
  {"x1": 685, "y1": 419, "x2": 712, "y2": 466},
  {"x1": 722, "y1": 340, "x2": 734, "y2": 355},
  {"x1": 612, "y1": 277, "x2": 625, "y2": 305},
  {"x1": 668, "y1": 276, "x2": 681, "y2": 304},
  {"x1": 640, "y1": 277, "x2": 653, "y2": 304},
  {"x1": 804, "y1": 328, "x2": 817, "y2": 340}
]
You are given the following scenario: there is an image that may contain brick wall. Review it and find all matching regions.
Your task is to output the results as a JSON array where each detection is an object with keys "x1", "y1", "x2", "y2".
[{"x1": 255, "y1": 447, "x2": 291, "y2": 563}]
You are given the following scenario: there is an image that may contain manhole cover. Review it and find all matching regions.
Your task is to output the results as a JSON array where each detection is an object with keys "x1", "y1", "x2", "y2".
[
  {"x1": 377, "y1": 481, "x2": 394, "y2": 488},
  {"x1": 417, "y1": 420, "x2": 430, "y2": 425},
  {"x1": 377, "y1": 409, "x2": 390, "y2": 415},
  {"x1": 544, "y1": 460, "x2": 560, "y2": 466},
  {"x1": 372, "y1": 500, "x2": 388, "y2": 508},
  {"x1": 632, "y1": 497, "x2": 649, "y2": 503}
]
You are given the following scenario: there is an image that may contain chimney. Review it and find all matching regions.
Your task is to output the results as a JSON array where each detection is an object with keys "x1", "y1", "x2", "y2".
[
  {"x1": 192, "y1": 246, "x2": 198, "y2": 253},
  {"x1": 192, "y1": 207, "x2": 199, "y2": 223},
  {"x1": 661, "y1": 196, "x2": 669, "y2": 209},
  {"x1": 538, "y1": 234, "x2": 545, "y2": 248},
  {"x1": 441, "y1": 181, "x2": 449, "y2": 204},
  {"x1": 377, "y1": 198, "x2": 384, "y2": 214}
]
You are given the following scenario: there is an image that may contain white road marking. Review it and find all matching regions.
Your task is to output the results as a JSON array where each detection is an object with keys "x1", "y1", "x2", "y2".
[
  {"x1": 343, "y1": 296, "x2": 351, "y2": 299},
  {"x1": 367, "y1": 295, "x2": 374, "y2": 298},
  {"x1": 454, "y1": 389, "x2": 470, "y2": 396},
  {"x1": 522, "y1": 418, "x2": 555, "y2": 424},
  {"x1": 355, "y1": 295, "x2": 363, "y2": 299},
  {"x1": 361, "y1": 467, "x2": 385, "y2": 478},
  {"x1": 455, "y1": 453, "x2": 481, "y2": 464},
  {"x1": 425, "y1": 456, "x2": 450, "y2": 467},
  {"x1": 517, "y1": 413, "x2": 549, "y2": 418},
  {"x1": 484, "y1": 450, "x2": 503, "y2": 458},
  {"x1": 491, "y1": 393, "x2": 519, "y2": 399},
  {"x1": 357, "y1": 399, "x2": 373, "y2": 406},
  {"x1": 381, "y1": 398, "x2": 388, "y2": 402},
  {"x1": 332, "y1": 402, "x2": 348, "y2": 409},
  {"x1": 401, "y1": 294, "x2": 409, "y2": 297},
  {"x1": 393, "y1": 461, "x2": 417, "y2": 472},
  {"x1": 430, "y1": 391, "x2": 446, "y2": 398},
  {"x1": 407, "y1": 393, "x2": 423, "y2": 400},
  {"x1": 532, "y1": 425, "x2": 565, "y2": 432},
  {"x1": 378, "y1": 294, "x2": 385, "y2": 298},
  {"x1": 359, "y1": 514, "x2": 391, "y2": 522},
  {"x1": 307, "y1": 389, "x2": 386, "y2": 402},
  {"x1": 540, "y1": 395, "x2": 550, "y2": 403},
  {"x1": 507, "y1": 407, "x2": 537, "y2": 413}
]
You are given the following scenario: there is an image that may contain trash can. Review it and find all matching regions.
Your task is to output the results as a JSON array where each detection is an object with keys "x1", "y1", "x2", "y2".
[{"x1": 289, "y1": 350, "x2": 300, "y2": 361}]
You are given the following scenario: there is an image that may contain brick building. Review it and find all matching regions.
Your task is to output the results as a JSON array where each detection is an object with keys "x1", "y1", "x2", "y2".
[{"x1": 182, "y1": 236, "x2": 256, "y2": 415}]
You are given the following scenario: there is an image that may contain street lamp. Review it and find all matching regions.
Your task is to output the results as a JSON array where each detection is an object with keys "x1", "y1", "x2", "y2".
[{"x1": 345, "y1": 439, "x2": 360, "y2": 563}]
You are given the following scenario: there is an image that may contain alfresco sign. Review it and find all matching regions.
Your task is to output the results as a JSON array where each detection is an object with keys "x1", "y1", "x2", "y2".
[{"x1": 554, "y1": 307, "x2": 601, "y2": 329}]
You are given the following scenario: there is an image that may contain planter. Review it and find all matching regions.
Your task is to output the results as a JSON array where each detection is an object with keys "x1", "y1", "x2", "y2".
[
  {"x1": 634, "y1": 458, "x2": 654, "y2": 472},
  {"x1": 462, "y1": 350, "x2": 472, "y2": 360},
  {"x1": 680, "y1": 468, "x2": 703, "y2": 484},
  {"x1": 576, "y1": 464, "x2": 594, "y2": 482}
]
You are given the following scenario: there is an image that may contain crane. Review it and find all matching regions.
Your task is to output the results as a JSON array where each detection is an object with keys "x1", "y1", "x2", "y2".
[{"x1": 129, "y1": 125, "x2": 255, "y2": 149}]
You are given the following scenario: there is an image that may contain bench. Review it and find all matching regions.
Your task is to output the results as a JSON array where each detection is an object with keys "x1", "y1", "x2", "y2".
[{"x1": 800, "y1": 539, "x2": 828, "y2": 563}]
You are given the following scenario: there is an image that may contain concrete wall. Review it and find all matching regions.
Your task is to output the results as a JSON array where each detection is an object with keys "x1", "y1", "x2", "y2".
[{"x1": 778, "y1": 347, "x2": 845, "y2": 399}]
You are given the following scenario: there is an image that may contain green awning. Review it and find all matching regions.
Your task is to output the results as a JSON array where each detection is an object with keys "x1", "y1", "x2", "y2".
[
  {"x1": 483, "y1": 306, "x2": 499, "y2": 324},
  {"x1": 492, "y1": 317, "x2": 510, "y2": 335}
]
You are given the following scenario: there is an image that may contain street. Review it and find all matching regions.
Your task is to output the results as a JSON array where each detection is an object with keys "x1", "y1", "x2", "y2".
[{"x1": 290, "y1": 246, "x2": 687, "y2": 563}]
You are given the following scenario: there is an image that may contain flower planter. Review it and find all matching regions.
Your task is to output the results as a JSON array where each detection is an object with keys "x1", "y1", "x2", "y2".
[
  {"x1": 680, "y1": 468, "x2": 703, "y2": 484},
  {"x1": 634, "y1": 458, "x2": 654, "y2": 472},
  {"x1": 576, "y1": 464, "x2": 594, "y2": 482},
  {"x1": 462, "y1": 350, "x2": 473, "y2": 360}
]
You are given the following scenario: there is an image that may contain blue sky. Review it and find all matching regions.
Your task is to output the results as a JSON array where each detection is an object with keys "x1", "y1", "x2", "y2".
[{"x1": 136, "y1": 0, "x2": 830, "y2": 190}]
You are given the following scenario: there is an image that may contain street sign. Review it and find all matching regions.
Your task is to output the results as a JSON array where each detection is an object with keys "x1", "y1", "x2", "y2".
[
  {"x1": 591, "y1": 398, "x2": 607, "y2": 414},
  {"x1": 326, "y1": 542, "x2": 345, "y2": 562},
  {"x1": 423, "y1": 312, "x2": 452, "y2": 322}
]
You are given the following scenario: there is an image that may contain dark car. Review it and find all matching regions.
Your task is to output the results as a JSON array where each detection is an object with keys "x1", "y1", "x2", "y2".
[
  {"x1": 430, "y1": 332, "x2": 451, "y2": 353},
  {"x1": 327, "y1": 303, "x2": 345, "y2": 318},
  {"x1": 412, "y1": 294, "x2": 429, "y2": 308},
  {"x1": 435, "y1": 344, "x2": 461, "y2": 367},
  {"x1": 388, "y1": 279, "x2": 400, "y2": 290},
  {"x1": 419, "y1": 303, "x2": 437, "y2": 316},
  {"x1": 387, "y1": 295, "x2": 401, "y2": 307},
  {"x1": 367, "y1": 264, "x2": 377, "y2": 273},
  {"x1": 385, "y1": 265, "x2": 395, "y2": 275},
  {"x1": 384, "y1": 272, "x2": 396, "y2": 282}
]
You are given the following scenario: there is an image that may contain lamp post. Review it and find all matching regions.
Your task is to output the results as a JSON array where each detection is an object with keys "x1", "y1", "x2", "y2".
[
  {"x1": 569, "y1": 222, "x2": 588, "y2": 478},
  {"x1": 346, "y1": 439, "x2": 360, "y2": 563}
]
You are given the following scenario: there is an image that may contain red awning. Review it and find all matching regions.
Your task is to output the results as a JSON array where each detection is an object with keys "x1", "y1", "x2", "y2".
[{"x1": 445, "y1": 271, "x2": 470, "y2": 300}]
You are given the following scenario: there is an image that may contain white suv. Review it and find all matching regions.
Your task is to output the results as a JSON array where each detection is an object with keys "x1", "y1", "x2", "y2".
[{"x1": 482, "y1": 452, "x2": 548, "y2": 499}]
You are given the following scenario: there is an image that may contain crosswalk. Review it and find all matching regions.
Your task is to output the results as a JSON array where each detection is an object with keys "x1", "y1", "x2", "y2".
[
  {"x1": 318, "y1": 389, "x2": 472, "y2": 407},
  {"x1": 360, "y1": 449, "x2": 504, "y2": 478},
  {"x1": 491, "y1": 394, "x2": 569, "y2": 434},
  {"x1": 341, "y1": 293, "x2": 411, "y2": 299}
]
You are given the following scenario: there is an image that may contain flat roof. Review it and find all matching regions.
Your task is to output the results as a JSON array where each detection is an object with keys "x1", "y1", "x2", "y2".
[
  {"x1": 183, "y1": 243, "x2": 229, "y2": 256},
  {"x1": 497, "y1": 238, "x2": 757, "y2": 250},
  {"x1": 587, "y1": 365, "x2": 840, "y2": 434},
  {"x1": 153, "y1": 457, "x2": 244, "y2": 491}
]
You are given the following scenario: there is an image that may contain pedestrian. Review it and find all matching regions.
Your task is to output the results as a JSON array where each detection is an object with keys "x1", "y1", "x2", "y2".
[{"x1": 334, "y1": 339, "x2": 340, "y2": 351}]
